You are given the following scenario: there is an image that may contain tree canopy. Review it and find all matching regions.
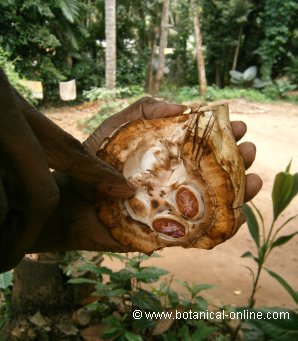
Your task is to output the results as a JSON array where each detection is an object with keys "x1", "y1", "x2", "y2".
[{"x1": 0, "y1": 0, "x2": 297, "y2": 101}]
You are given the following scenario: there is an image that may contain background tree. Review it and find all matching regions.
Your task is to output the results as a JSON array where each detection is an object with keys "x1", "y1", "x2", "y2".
[
  {"x1": 191, "y1": 0, "x2": 207, "y2": 96},
  {"x1": 256, "y1": 0, "x2": 297, "y2": 80},
  {"x1": 0, "y1": 0, "x2": 296, "y2": 99},
  {"x1": 105, "y1": 0, "x2": 116, "y2": 89},
  {"x1": 153, "y1": 0, "x2": 171, "y2": 95}
]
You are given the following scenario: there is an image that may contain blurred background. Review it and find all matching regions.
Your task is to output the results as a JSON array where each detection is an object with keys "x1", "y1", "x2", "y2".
[{"x1": 0, "y1": 0, "x2": 297, "y2": 104}]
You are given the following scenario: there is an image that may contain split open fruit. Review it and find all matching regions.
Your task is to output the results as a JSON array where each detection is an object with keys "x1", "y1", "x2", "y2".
[{"x1": 96, "y1": 104, "x2": 245, "y2": 253}]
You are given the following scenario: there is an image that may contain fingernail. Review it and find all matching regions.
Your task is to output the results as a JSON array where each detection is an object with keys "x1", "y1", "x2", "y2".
[{"x1": 183, "y1": 107, "x2": 192, "y2": 115}]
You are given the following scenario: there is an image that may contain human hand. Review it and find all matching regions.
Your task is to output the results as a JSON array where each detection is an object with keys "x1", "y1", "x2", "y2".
[
  {"x1": 30, "y1": 97, "x2": 262, "y2": 254},
  {"x1": 0, "y1": 69, "x2": 131, "y2": 272}
]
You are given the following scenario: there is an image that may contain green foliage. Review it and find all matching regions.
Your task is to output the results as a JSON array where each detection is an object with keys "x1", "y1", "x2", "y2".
[
  {"x1": 68, "y1": 252, "x2": 223, "y2": 339},
  {"x1": 83, "y1": 85, "x2": 144, "y2": 102},
  {"x1": 206, "y1": 163, "x2": 298, "y2": 340},
  {"x1": 285, "y1": 57, "x2": 298, "y2": 85},
  {"x1": 239, "y1": 161, "x2": 298, "y2": 338},
  {"x1": 229, "y1": 66, "x2": 272, "y2": 89},
  {"x1": 272, "y1": 165, "x2": 298, "y2": 220},
  {"x1": 256, "y1": 0, "x2": 298, "y2": 80},
  {"x1": 0, "y1": 46, "x2": 36, "y2": 104},
  {"x1": 205, "y1": 86, "x2": 270, "y2": 102},
  {"x1": 263, "y1": 79, "x2": 297, "y2": 100},
  {"x1": 0, "y1": 0, "x2": 297, "y2": 102}
]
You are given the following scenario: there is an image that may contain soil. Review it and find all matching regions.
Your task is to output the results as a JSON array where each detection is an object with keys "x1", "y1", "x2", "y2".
[{"x1": 45, "y1": 98, "x2": 298, "y2": 310}]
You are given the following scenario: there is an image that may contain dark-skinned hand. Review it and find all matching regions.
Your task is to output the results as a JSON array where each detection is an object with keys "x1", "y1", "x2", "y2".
[
  {"x1": 0, "y1": 68, "x2": 132, "y2": 272},
  {"x1": 28, "y1": 97, "x2": 262, "y2": 257}
]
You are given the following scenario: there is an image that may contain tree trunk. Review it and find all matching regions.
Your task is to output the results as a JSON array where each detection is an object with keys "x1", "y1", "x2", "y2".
[
  {"x1": 145, "y1": 27, "x2": 158, "y2": 94},
  {"x1": 10, "y1": 254, "x2": 74, "y2": 317},
  {"x1": 153, "y1": 0, "x2": 170, "y2": 95},
  {"x1": 232, "y1": 25, "x2": 243, "y2": 71},
  {"x1": 191, "y1": 0, "x2": 207, "y2": 96},
  {"x1": 105, "y1": 0, "x2": 116, "y2": 89}
]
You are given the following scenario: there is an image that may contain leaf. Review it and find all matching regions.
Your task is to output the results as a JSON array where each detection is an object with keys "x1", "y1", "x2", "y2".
[
  {"x1": 168, "y1": 288, "x2": 179, "y2": 307},
  {"x1": 135, "y1": 267, "x2": 168, "y2": 283},
  {"x1": 243, "y1": 66, "x2": 257, "y2": 81},
  {"x1": 177, "y1": 325, "x2": 191, "y2": 341},
  {"x1": 131, "y1": 289, "x2": 162, "y2": 311},
  {"x1": 248, "y1": 308, "x2": 298, "y2": 341},
  {"x1": 271, "y1": 232, "x2": 298, "y2": 249},
  {"x1": 229, "y1": 70, "x2": 243, "y2": 81},
  {"x1": 99, "y1": 316, "x2": 123, "y2": 339},
  {"x1": 265, "y1": 269, "x2": 298, "y2": 304},
  {"x1": 241, "y1": 251, "x2": 256, "y2": 259},
  {"x1": 58, "y1": 0, "x2": 80, "y2": 23},
  {"x1": 285, "y1": 160, "x2": 292, "y2": 173},
  {"x1": 0, "y1": 271, "x2": 13, "y2": 289},
  {"x1": 194, "y1": 296, "x2": 208, "y2": 311},
  {"x1": 191, "y1": 322, "x2": 216, "y2": 340},
  {"x1": 68, "y1": 278, "x2": 98, "y2": 285},
  {"x1": 124, "y1": 331, "x2": 143, "y2": 341},
  {"x1": 190, "y1": 283, "x2": 214, "y2": 296},
  {"x1": 76, "y1": 264, "x2": 112, "y2": 276},
  {"x1": 110, "y1": 269, "x2": 134, "y2": 283},
  {"x1": 272, "y1": 171, "x2": 298, "y2": 220},
  {"x1": 242, "y1": 204, "x2": 260, "y2": 247},
  {"x1": 253, "y1": 78, "x2": 272, "y2": 88},
  {"x1": 94, "y1": 282, "x2": 126, "y2": 298}
]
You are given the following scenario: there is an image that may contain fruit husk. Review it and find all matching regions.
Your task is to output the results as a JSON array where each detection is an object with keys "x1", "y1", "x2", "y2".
[{"x1": 96, "y1": 104, "x2": 245, "y2": 253}]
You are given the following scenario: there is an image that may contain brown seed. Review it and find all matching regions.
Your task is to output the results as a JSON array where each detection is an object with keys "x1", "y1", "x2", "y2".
[
  {"x1": 152, "y1": 218, "x2": 185, "y2": 238},
  {"x1": 176, "y1": 187, "x2": 199, "y2": 219}
]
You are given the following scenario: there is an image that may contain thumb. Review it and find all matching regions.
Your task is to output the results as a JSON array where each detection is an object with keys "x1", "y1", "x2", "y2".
[{"x1": 87, "y1": 158, "x2": 136, "y2": 198}]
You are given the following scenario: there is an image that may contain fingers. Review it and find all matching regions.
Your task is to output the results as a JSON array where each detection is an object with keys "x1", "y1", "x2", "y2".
[
  {"x1": 238, "y1": 142, "x2": 256, "y2": 169},
  {"x1": 84, "y1": 97, "x2": 186, "y2": 154},
  {"x1": 18, "y1": 93, "x2": 135, "y2": 198},
  {"x1": 231, "y1": 121, "x2": 247, "y2": 142},
  {"x1": 0, "y1": 75, "x2": 59, "y2": 269},
  {"x1": 120, "y1": 96, "x2": 187, "y2": 121},
  {"x1": 244, "y1": 173, "x2": 263, "y2": 202},
  {"x1": 233, "y1": 173, "x2": 263, "y2": 234}
]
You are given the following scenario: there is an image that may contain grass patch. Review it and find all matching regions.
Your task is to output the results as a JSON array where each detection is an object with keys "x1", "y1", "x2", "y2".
[{"x1": 159, "y1": 85, "x2": 298, "y2": 104}]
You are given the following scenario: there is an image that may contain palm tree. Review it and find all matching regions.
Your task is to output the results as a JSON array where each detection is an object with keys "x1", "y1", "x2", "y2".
[
  {"x1": 153, "y1": 0, "x2": 170, "y2": 95},
  {"x1": 191, "y1": 0, "x2": 207, "y2": 96},
  {"x1": 105, "y1": 0, "x2": 116, "y2": 89}
]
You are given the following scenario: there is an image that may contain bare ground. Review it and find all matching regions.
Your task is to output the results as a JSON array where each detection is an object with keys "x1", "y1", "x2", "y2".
[{"x1": 45, "y1": 99, "x2": 298, "y2": 309}]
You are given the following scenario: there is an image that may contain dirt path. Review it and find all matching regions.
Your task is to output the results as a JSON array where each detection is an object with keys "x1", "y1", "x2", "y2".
[{"x1": 45, "y1": 99, "x2": 298, "y2": 309}]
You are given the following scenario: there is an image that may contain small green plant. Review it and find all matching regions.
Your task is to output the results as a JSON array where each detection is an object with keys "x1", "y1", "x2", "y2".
[
  {"x1": 233, "y1": 161, "x2": 298, "y2": 340},
  {"x1": 68, "y1": 253, "x2": 225, "y2": 340}
]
